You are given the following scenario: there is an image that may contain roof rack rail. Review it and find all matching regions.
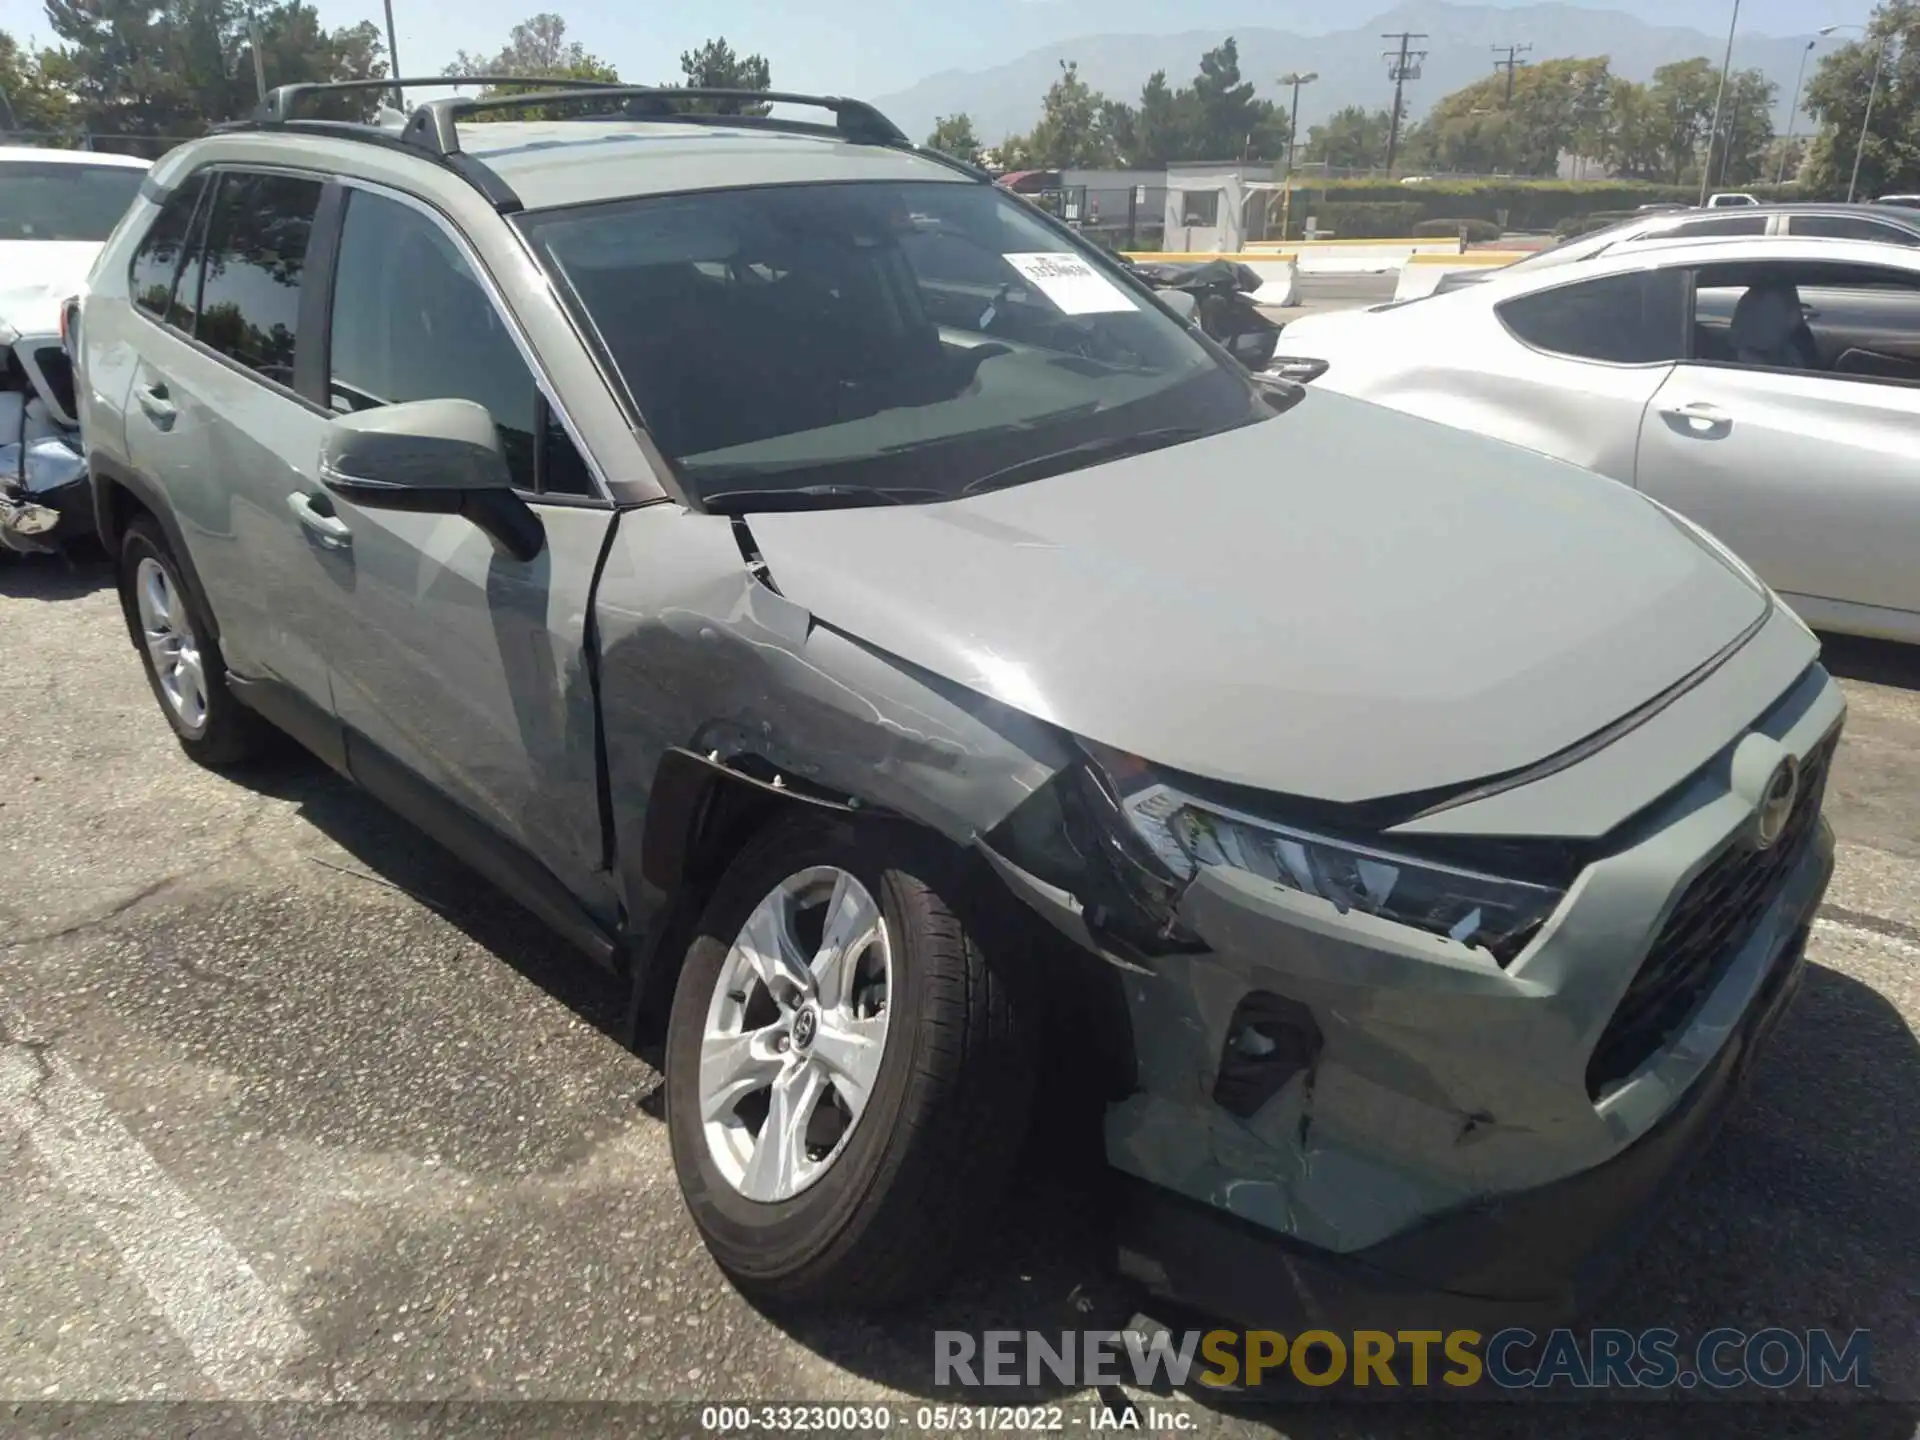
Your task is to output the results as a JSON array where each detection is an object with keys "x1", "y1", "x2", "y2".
[
  {"x1": 398, "y1": 86, "x2": 910, "y2": 157},
  {"x1": 252, "y1": 75, "x2": 627, "y2": 125}
]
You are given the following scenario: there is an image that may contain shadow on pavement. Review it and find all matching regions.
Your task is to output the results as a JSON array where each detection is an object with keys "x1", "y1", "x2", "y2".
[
  {"x1": 213, "y1": 738, "x2": 1915, "y2": 1436},
  {"x1": 0, "y1": 550, "x2": 113, "y2": 600},
  {"x1": 225, "y1": 746, "x2": 633, "y2": 1045},
  {"x1": 1818, "y1": 631, "x2": 1920, "y2": 692}
]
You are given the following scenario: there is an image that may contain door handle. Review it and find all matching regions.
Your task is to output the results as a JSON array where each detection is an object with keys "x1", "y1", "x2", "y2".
[
  {"x1": 135, "y1": 380, "x2": 176, "y2": 426},
  {"x1": 1658, "y1": 401, "x2": 1733, "y2": 439},
  {"x1": 287, "y1": 491, "x2": 352, "y2": 551}
]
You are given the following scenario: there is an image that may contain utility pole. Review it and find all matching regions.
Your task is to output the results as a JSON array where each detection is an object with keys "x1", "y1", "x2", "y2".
[
  {"x1": 1699, "y1": 0, "x2": 1741, "y2": 205},
  {"x1": 382, "y1": 0, "x2": 404, "y2": 111},
  {"x1": 248, "y1": 20, "x2": 268, "y2": 104},
  {"x1": 1278, "y1": 71, "x2": 1318, "y2": 241},
  {"x1": 1491, "y1": 43, "x2": 1531, "y2": 106},
  {"x1": 1381, "y1": 31, "x2": 1427, "y2": 175}
]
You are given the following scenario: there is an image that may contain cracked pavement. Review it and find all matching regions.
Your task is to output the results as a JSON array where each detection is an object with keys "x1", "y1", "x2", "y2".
[{"x1": 2, "y1": 550, "x2": 1918, "y2": 1439}]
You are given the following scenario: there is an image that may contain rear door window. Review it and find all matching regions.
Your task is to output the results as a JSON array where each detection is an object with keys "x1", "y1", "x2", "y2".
[
  {"x1": 1497, "y1": 270, "x2": 1687, "y2": 364},
  {"x1": 128, "y1": 174, "x2": 207, "y2": 322},
  {"x1": 1664, "y1": 214, "x2": 1768, "y2": 238},
  {"x1": 193, "y1": 171, "x2": 324, "y2": 389}
]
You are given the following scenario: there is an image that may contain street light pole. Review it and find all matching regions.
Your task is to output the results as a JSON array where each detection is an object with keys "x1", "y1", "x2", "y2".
[
  {"x1": 1850, "y1": 35, "x2": 1888, "y2": 203},
  {"x1": 1700, "y1": 0, "x2": 1742, "y2": 205},
  {"x1": 1777, "y1": 38, "x2": 1815, "y2": 184},
  {"x1": 1278, "y1": 71, "x2": 1317, "y2": 242}
]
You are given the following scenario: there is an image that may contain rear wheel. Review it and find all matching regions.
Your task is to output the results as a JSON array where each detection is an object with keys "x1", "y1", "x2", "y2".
[
  {"x1": 120, "y1": 517, "x2": 269, "y2": 767},
  {"x1": 665, "y1": 811, "x2": 1038, "y2": 1308}
]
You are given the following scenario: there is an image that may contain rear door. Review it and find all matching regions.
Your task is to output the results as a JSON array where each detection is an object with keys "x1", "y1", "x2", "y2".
[
  {"x1": 1636, "y1": 260, "x2": 1920, "y2": 619},
  {"x1": 1453, "y1": 267, "x2": 1686, "y2": 479},
  {"x1": 123, "y1": 167, "x2": 340, "y2": 714},
  {"x1": 313, "y1": 183, "x2": 617, "y2": 909}
]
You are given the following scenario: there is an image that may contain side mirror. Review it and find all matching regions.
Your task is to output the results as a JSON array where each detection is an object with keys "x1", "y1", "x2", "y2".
[
  {"x1": 320, "y1": 398, "x2": 543, "y2": 561},
  {"x1": 1159, "y1": 291, "x2": 1200, "y2": 324}
]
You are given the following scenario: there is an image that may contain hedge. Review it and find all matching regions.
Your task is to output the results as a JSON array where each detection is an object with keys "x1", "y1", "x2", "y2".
[
  {"x1": 1301, "y1": 200, "x2": 1425, "y2": 238},
  {"x1": 1284, "y1": 178, "x2": 1808, "y2": 231},
  {"x1": 1411, "y1": 218, "x2": 1504, "y2": 243}
]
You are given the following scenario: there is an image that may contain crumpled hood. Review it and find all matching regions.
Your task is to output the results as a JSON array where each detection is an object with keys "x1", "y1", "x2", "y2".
[
  {"x1": 0, "y1": 241, "x2": 100, "y2": 340},
  {"x1": 745, "y1": 389, "x2": 1771, "y2": 803}
]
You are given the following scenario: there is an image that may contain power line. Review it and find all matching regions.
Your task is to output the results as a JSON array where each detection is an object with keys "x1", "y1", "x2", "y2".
[
  {"x1": 1381, "y1": 31, "x2": 1427, "y2": 174},
  {"x1": 1491, "y1": 43, "x2": 1532, "y2": 106}
]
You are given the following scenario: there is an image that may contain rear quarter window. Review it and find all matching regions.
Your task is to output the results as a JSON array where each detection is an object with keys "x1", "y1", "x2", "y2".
[{"x1": 1497, "y1": 270, "x2": 1687, "y2": 365}]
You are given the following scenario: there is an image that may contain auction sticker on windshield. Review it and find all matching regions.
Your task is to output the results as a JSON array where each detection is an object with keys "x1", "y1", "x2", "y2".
[{"x1": 1002, "y1": 252, "x2": 1138, "y2": 314}]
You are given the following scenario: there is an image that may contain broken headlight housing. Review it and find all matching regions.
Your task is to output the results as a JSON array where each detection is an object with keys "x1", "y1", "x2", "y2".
[{"x1": 1100, "y1": 761, "x2": 1563, "y2": 968}]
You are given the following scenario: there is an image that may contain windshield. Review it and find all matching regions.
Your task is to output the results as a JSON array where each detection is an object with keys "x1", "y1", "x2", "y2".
[
  {"x1": 0, "y1": 160, "x2": 145, "y2": 242},
  {"x1": 519, "y1": 179, "x2": 1267, "y2": 510}
]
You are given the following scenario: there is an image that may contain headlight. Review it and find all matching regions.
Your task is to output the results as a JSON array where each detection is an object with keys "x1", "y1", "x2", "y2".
[{"x1": 1112, "y1": 776, "x2": 1563, "y2": 967}]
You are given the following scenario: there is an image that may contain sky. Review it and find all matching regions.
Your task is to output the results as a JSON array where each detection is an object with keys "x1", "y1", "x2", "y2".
[
  {"x1": 0, "y1": 0, "x2": 954, "y2": 97},
  {"x1": 0, "y1": 0, "x2": 1858, "y2": 107}
]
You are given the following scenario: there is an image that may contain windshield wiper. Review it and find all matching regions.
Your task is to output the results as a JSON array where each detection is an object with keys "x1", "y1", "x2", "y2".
[
  {"x1": 959, "y1": 426, "x2": 1209, "y2": 497},
  {"x1": 699, "y1": 483, "x2": 943, "y2": 515}
]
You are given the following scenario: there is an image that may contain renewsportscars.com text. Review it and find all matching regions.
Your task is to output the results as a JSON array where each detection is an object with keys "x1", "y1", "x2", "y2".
[{"x1": 934, "y1": 1327, "x2": 1872, "y2": 1391}]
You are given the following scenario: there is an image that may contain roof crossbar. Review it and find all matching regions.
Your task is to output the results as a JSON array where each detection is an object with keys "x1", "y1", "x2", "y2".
[
  {"x1": 398, "y1": 86, "x2": 911, "y2": 157},
  {"x1": 251, "y1": 75, "x2": 627, "y2": 125}
]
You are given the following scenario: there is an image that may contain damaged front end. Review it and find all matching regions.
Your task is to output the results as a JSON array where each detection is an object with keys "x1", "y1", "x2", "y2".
[
  {"x1": 977, "y1": 664, "x2": 1841, "y2": 1330},
  {"x1": 1, "y1": 325, "x2": 87, "y2": 557}
]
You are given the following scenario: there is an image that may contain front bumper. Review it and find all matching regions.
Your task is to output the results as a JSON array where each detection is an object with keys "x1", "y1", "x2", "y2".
[
  {"x1": 1080, "y1": 655, "x2": 1843, "y2": 1330},
  {"x1": 0, "y1": 438, "x2": 89, "y2": 556}
]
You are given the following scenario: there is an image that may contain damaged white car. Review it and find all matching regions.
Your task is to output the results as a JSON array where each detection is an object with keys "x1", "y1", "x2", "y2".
[{"x1": 0, "y1": 146, "x2": 148, "y2": 554}]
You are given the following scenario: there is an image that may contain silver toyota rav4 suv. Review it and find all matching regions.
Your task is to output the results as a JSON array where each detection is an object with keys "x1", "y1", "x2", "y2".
[{"x1": 76, "y1": 79, "x2": 1842, "y2": 1330}]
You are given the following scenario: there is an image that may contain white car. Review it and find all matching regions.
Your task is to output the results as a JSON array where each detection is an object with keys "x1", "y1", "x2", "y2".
[
  {"x1": 1707, "y1": 192, "x2": 1758, "y2": 207},
  {"x1": 0, "y1": 146, "x2": 149, "y2": 552},
  {"x1": 1270, "y1": 235, "x2": 1920, "y2": 643}
]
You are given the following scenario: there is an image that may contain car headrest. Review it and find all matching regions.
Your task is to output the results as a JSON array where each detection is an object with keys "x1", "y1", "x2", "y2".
[{"x1": 1729, "y1": 282, "x2": 1804, "y2": 360}]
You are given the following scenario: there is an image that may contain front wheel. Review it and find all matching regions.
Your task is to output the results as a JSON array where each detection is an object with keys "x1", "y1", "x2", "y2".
[{"x1": 665, "y1": 811, "x2": 1038, "y2": 1309}]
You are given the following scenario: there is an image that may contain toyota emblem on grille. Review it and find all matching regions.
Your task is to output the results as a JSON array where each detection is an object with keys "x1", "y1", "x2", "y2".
[{"x1": 1754, "y1": 755, "x2": 1801, "y2": 851}]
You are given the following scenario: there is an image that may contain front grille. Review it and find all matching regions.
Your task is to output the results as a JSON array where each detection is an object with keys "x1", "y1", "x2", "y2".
[{"x1": 1585, "y1": 730, "x2": 1837, "y2": 1099}]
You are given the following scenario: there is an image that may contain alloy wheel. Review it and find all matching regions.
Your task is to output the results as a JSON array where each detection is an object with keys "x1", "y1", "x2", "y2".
[
  {"x1": 699, "y1": 865, "x2": 893, "y2": 1202},
  {"x1": 134, "y1": 556, "x2": 208, "y2": 733}
]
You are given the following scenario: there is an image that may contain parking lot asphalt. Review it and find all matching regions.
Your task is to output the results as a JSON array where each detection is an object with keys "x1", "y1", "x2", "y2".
[{"x1": 4, "y1": 414, "x2": 1918, "y2": 1434}]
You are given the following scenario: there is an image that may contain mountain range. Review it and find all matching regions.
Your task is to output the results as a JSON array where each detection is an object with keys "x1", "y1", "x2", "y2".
[{"x1": 871, "y1": 0, "x2": 1843, "y2": 149}]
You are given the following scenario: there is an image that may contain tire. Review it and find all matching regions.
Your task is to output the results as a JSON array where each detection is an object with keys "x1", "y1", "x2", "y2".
[
  {"x1": 665, "y1": 809, "x2": 1039, "y2": 1309},
  {"x1": 119, "y1": 516, "x2": 270, "y2": 767}
]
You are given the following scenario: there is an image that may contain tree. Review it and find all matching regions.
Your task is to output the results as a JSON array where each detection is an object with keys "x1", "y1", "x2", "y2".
[
  {"x1": 1800, "y1": 0, "x2": 1920, "y2": 198},
  {"x1": 444, "y1": 13, "x2": 616, "y2": 121},
  {"x1": 1703, "y1": 69, "x2": 1777, "y2": 187},
  {"x1": 1183, "y1": 38, "x2": 1287, "y2": 161},
  {"x1": 0, "y1": 29, "x2": 72, "y2": 135},
  {"x1": 1640, "y1": 58, "x2": 1719, "y2": 184},
  {"x1": 1404, "y1": 57, "x2": 1614, "y2": 177},
  {"x1": 926, "y1": 113, "x2": 981, "y2": 165},
  {"x1": 1306, "y1": 105, "x2": 1393, "y2": 169},
  {"x1": 1024, "y1": 60, "x2": 1117, "y2": 167},
  {"x1": 672, "y1": 37, "x2": 771, "y2": 115},
  {"x1": 39, "y1": 0, "x2": 389, "y2": 144}
]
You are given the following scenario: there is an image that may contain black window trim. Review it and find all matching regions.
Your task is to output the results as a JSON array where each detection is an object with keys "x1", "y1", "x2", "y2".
[
  {"x1": 126, "y1": 161, "x2": 337, "y2": 419},
  {"x1": 322, "y1": 175, "x2": 616, "y2": 507},
  {"x1": 1494, "y1": 265, "x2": 1689, "y2": 369}
]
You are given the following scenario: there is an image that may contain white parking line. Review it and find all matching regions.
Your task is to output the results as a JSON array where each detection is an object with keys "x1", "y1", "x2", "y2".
[{"x1": 0, "y1": 1005, "x2": 307, "y2": 1399}]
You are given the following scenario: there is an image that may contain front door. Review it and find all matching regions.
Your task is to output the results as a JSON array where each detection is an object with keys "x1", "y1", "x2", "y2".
[{"x1": 311, "y1": 184, "x2": 616, "y2": 909}]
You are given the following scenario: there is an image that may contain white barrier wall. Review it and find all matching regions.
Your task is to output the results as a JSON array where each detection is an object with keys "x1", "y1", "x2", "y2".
[
  {"x1": 1390, "y1": 252, "x2": 1530, "y2": 301},
  {"x1": 1245, "y1": 239, "x2": 1464, "y2": 274}
]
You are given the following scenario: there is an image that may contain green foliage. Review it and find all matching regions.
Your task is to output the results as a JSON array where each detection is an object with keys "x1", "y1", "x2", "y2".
[
  {"x1": 1306, "y1": 106, "x2": 1394, "y2": 169},
  {"x1": 671, "y1": 36, "x2": 772, "y2": 116},
  {"x1": 1403, "y1": 57, "x2": 1615, "y2": 178},
  {"x1": 443, "y1": 13, "x2": 617, "y2": 122},
  {"x1": 0, "y1": 29, "x2": 72, "y2": 134},
  {"x1": 1305, "y1": 200, "x2": 1423, "y2": 238},
  {"x1": 1800, "y1": 0, "x2": 1920, "y2": 198},
  {"x1": 1286, "y1": 177, "x2": 1811, "y2": 229},
  {"x1": 37, "y1": 0, "x2": 388, "y2": 144},
  {"x1": 1410, "y1": 217, "x2": 1504, "y2": 242},
  {"x1": 1004, "y1": 39, "x2": 1290, "y2": 170},
  {"x1": 926, "y1": 113, "x2": 982, "y2": 165}
]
